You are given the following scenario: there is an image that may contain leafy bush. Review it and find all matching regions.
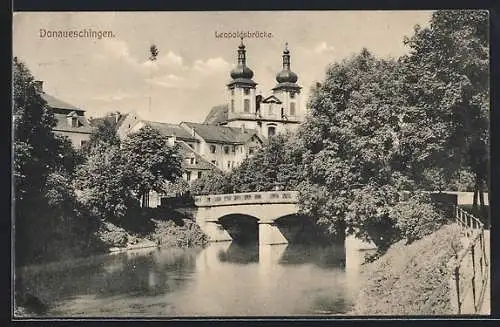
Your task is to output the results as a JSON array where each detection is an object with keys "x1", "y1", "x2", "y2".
[
  {"x1": 391, "y1": 193, "x2": 447, "y2": 244},
  {"x1": 346, "y1": 184, "x2": 401, "y2": 251}
]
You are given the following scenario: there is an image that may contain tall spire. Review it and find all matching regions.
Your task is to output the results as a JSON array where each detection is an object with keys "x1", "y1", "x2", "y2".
[
  {"x1": 282, "y1": 42, "x2": 290, "y2": 70},
  {"x1": 276, "y1": 42, "x2": 298, "y2": 84},
  {"x1": 238, "y1": 37, "x2": 246, "y2": 66}
]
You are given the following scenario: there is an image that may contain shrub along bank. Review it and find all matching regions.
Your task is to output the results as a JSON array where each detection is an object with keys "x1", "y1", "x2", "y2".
[
  {"x1": 97, "y1": 214, "x2": 209, "y2": 251},
  {"x1": 351, "y1": 223, "x2": 464, "y2": 315}
]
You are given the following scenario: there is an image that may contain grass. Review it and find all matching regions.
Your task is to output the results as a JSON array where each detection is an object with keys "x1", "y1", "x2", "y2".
[{"x1": 351, "y1": 223, "x2": 464, "y2": 315}]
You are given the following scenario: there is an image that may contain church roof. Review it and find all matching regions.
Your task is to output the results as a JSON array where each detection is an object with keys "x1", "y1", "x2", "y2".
[
  {"x1": 272, "y1": 82, "x2": 302, "y2": 91},
  {"x1": 182, "y1": 122, "x2": 259, "y2": 144},
  {"x1": 203, "y1": 104, "x2": 229, "y2": 125},
  {"x1": 142, "y1": 120, "x2": 197, "y2": 142}
]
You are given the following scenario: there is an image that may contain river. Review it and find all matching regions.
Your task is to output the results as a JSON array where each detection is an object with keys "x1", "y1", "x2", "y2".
[{"x1": 17, "y1": 237, "x2": 375, "y2": 317}]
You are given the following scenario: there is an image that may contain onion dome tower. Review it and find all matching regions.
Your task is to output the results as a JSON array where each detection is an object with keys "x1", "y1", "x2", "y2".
[
  {"x1": 273, "y1": 42, "x2": 301, "y2": 118},
  {"x1": 227, "y1": 38, "x2": 257, "y2": 117},
  {"x1": 276, "y1": 43, "x2": 298, "y2": 84}
]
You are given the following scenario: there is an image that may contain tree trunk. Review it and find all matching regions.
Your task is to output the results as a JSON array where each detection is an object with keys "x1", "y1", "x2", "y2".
[
  {"x1": 334, "y1": 219, "x2": 347, "y2": 246},
  {"x1": 478, "y1": 178, "x2": 487, "y2": 220},
  {"x1": 473, "y1": 186, "x2": 479, "y2": 210}
]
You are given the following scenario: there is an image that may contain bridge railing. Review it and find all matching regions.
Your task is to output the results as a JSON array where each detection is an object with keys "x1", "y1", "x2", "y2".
[
  {"x1": 194, "y1": 191, "x2": 299, "y2": 207},
  {"x1": 450, "y1": 205, "x2": 489, "y2": 314}
]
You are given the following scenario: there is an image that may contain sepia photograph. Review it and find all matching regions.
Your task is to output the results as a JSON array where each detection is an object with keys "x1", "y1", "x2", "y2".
[{"x1": 12, "y1": 10, "x2": 490, "y2": 317}]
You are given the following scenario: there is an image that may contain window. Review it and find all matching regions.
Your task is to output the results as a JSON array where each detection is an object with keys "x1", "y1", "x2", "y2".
[
  {"x1": 227, "y1": 161, "x2": 231, "y2": 169},
  {"x1": 269, "y1": 103, "x2": 273, "y2": 115},
  {"x1": 244, "y1": 88, "x2": 250, "y2": 95},
  {"x1": 244, "y1": 99, "x2": 250, "y2": 112},
  {"x1": 232, "y1": 146, "x2": 236, "y2": 153},
  {"x1": 224, "y1": 146, "x2": 229, "y2": 154},
  {"x1": 211, "y1": 160, "x2": 217, "y2": 166},
  {"x1": 290, "y1": 102, "x2": 296, "y2": 116},
  {"x1": 80, "y1": 140, "x2": 88, "y2": 147},
  {"x1": 231, "y1": 99, "x2": 234, "y2": 113},
  {"x1": 190, "y1": 158, "x2": 195, "y2": 165},
  {"x1": 186, "y1": 171, "x2": 191, "y2": 181},
  {"x1": 249, "y1": 148, "x2": 254, "y2": 155},
  {"x1": 268, "y1": 126, "x2": 276, "y2": 137},
  {"x1": 198, "y1": 171, "x2": 202, "y2": 179},
  {"x1": 290, "y1": 92, "x2": 296, "y2": 99},
  {"x1": 210, "y1": 145, "x2": 216, "y2": 153},
  {"x1": 231, "y1": 88, "x2": 234, "y2": 96}
]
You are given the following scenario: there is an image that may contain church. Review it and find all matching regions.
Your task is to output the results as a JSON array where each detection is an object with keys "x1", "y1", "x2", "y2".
[
  {"x1": 204, "y1": 39, "x2": 304, "y2": 139},
  {"x1": 42, "y1": 39, "x2": 305, "y2": 203}
]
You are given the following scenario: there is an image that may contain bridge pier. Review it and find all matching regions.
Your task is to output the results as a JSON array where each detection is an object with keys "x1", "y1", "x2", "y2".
[
  {"x1": 259, "y1": 222, "x2": 288, "y2": 245},
  {"x1": 203, "y1": 221, "x2": 233, "y2": 242}
]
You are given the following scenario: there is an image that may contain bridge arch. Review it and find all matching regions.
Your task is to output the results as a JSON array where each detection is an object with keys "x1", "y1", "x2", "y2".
[
  {"x1": 218, "y1": 214, "x2": 260, "y2": 244},
  {"x1": 273, "y1": 214, "x2": 321, "y2": 244}
]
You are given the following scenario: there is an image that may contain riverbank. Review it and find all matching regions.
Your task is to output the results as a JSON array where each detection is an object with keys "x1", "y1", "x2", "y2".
[
  {"x1": 97, "y1": 216, "x2": 209, "y2": 252},
  {"x1": 351, "y1": 223, "x2": 464, "y2": 315}
]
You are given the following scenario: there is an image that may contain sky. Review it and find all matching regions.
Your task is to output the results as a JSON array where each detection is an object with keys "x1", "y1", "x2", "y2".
[{"x1": 13, "y1": 11, "x2": 433, "y2": 123}]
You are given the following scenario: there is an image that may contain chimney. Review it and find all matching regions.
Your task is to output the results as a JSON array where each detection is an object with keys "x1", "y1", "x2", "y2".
[
  {"x1": 168, "y1": 134, "x2": 176, "y2": 147},
  {"x1": 34, "y1": 80, "x2": 44, "y2": 93}
]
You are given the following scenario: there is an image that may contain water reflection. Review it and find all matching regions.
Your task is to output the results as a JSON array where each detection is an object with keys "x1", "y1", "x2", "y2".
[
  {"x1": 217, "y1": 242, "x2": 259, "y2": 264},
  {"x1": 18, "y1": 237, "x2": 371, "y2": 317},
  {"x1": 279, "y1": 244, "x2": 346, "y2": 269}
]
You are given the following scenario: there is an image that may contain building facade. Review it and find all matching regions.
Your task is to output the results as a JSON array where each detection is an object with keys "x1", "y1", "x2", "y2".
[{"x1": 35, "y1": 81, "x2": 93, "y2": 149}]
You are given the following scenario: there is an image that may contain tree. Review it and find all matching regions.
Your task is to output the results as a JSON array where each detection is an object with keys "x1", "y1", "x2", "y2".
[
  {"x1": 13, "y1": 57, "x2": 58, "y2": 202},
  {"x1": 13, "y1": 57, "x2": 89, "y2": 265},
  {"x1": 190, "y1": 169, "x2": 232, "y2": 195},
  {"x1": 121, "y1": 126, "x2": 183, "y2": 206},
  {"x1": 229, "y1": 133, "x2": 303, "y2": 193},
  {"x1": 74, "y1": 144, "x2": 138, "y2": 220},
  {"x1": 402, "y1": 10, "x2": 489, "y2": 213},
  {"x1": 84, "y1": 115, "x2": 121, "y2": 151},
  {"x1": 298, "y1": 49, "x2": 407, "y2": 246}
]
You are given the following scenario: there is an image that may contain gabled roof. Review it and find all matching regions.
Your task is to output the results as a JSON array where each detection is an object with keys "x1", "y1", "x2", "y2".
[
  {"x1": 262, "y1": 95, "x2": 282, "y2": 104},
  {"x1": 143, "y1": 120, "x2": 197, "y2": 142},
  {"x1": 182, "y1": 122, "x2": 260, "y2": 144},
  {"x1": 89, "y1": 113, "x2": 128, "y2": 129},
  {"x1": 177, "y1": 141, "x2": 219, "y2": 171},
  {"x1": 203, "y1": 104, "x2": 228, "y2": 125},
  {"x1": 41, "y1": 93, "x2": 83, "y2": 112}
]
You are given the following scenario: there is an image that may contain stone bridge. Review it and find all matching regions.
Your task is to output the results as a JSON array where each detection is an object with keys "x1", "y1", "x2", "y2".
[{"x1": 194, "y1": 191, "x2": 318, "y2": 245}]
